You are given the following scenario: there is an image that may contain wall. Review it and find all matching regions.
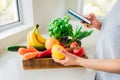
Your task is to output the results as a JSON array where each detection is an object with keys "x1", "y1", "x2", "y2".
[{"x1": 32, "y1": 0, "x2": 78, "y2": 33}]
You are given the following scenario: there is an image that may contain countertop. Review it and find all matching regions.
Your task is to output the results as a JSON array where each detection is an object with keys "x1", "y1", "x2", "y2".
[
  {"x1": 0, "y1": 52, "x2": 96, "y2": 80},
  {"x1": 0, "y1": 22, "x2": 100, "y2": 80}
]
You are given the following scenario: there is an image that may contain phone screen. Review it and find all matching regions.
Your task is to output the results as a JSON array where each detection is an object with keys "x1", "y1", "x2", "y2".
[{"x1": 67, "y1": 9, "x2": 91, "y2": 24}]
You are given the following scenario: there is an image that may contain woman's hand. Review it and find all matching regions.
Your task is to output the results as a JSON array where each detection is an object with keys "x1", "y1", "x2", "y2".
[
  {"x1": 52, "y1": 48, "x2": 82, "y2": 66},
  {"x1": 83, "y1": 13, "x2": 102, "y2": 30}
]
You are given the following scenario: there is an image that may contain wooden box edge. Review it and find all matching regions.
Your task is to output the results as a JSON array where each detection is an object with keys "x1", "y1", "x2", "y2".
[{"x1": 23, "y1": 53, "x2": 88, "y2": 70}]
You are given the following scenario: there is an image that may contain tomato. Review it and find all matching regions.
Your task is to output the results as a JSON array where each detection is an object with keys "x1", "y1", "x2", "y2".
[
  {"x1": 70, "y1": 41, "x2": 79, "y2": 50},
  {"x1": 73, "y1": 47, "x2": 84, "y2": 57},
  {"x1": 60, "y1": 43, "x2": 67, "y2": 48},
  {"x1": 65, "y1": 48, "x2": 73, "y2": 53}
]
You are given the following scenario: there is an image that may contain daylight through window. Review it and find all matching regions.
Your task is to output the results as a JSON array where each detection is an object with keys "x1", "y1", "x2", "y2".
[
  {"x1": 0, "y1": 0, "x2": 20, "y2": 26},
  {"x1": 83, "y1": 0, "x2": 117, "y2": 17}
]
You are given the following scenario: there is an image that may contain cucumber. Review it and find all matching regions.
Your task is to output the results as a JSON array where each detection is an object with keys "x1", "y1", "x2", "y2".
[
  {"x1": 33, "y1": 46, "x2": 46, "y2": 51},
  {"x1": 7, "y1": 45, "x2": 46, "y2": 52},
  {"x1": 7, "y1": 46, "x2": 26, "y2": 52}
]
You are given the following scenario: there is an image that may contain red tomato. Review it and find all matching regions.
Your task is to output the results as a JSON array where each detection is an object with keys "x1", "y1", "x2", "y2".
[
  {"x1": 70, "y1": 41, "x2": 79, "y2": 50},
  {"x1": 60, "y1": 43, "x2": 67, "y2": 48},
  {"x1": 65, "y1": 48, "x2": 73, "y2": 53},
  {"x1": 73, "y1": 47, "x2": 84, "y2": 57}
]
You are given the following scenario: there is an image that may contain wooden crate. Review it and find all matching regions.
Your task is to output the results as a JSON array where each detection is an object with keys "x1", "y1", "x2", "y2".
[{"x1": 23, "y1": 53, "x2": 88, "y2": 70}]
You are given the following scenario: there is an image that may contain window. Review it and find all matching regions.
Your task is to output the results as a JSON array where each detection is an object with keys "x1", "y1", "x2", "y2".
[
  {"x1": 0, "y1": 0, "x2": 21, "y2": 28},
  {"x1": 83, "y1": 0, "x2": 117, "y2": 17},
  {"x1": 0, "y1": 0, "x2": 33, "y2": 54}
]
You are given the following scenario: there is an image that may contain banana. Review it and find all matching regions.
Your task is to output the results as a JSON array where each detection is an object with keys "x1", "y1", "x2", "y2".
[
  {"x1": 30, "y1": 32, "x2": 44, "y2": 46},
  {"x1": 27, "y1": 24, "x2": 46, "y2": 47},
  {"x1": 27, "y1": 25, "x2": 44, "y2": 46},
  {"x1": 27, "y1": 32, "x2": 33, "y2": 46},
  {"x1": 29, "y1": 31, "x2": 44, "y2": 46},
  {"x1": 35, "y1": 27, "x2": 46, "y2": 44}
]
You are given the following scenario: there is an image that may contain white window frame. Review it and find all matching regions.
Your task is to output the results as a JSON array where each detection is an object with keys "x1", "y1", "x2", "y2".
[
  {"x1": 0, "y1": 0, "x2": 23, "y2": 32},
  {"x1": 0, "y1": 0, "x2": 34, "y2": 54}
]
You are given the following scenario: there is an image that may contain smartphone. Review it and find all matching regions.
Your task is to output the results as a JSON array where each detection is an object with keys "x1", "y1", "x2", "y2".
[{"x1": 67, "y1": 9, "x2": 91, "y2": 24}]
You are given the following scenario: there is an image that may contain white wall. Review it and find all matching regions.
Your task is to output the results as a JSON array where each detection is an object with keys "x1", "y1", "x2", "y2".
[
  {"x1": 32, "y1": 0, "x2": 78, "y2": 33},
  {"x1": 64, "y1": 0, "x2": 78, "y2": 14}
]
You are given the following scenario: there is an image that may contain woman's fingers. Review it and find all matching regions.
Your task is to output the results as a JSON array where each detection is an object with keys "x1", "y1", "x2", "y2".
[
  {"x1": 52, "y1": 56, "x2": 63, "y2": 62},
  {"x1": 52, "y1": 48, "x2": 81, "y2": 66},
  {"x1": 84, "y1": 23, "x2": 91, "y2": 28},
  {"x1": 52, "y1": 48, "x2": 70, "y2": 64},
  {"x1": 58, "y1": 48, "x2": 69, "y2": 56},
  {"x1": 88, "y1": 13, "x2": 95, "y2": 19}
]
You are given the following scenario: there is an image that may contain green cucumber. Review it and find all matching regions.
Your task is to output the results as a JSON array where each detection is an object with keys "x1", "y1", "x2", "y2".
[
  {"x1": 7, "y1": 45, "x2": 46, "y2": 52},
  {"x1": 33, "y1": 46, "x2": 46, "y2": 51}
]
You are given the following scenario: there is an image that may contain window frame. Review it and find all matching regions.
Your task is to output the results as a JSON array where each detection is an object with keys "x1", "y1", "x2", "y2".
[
  {"x1": 0, "y1": 0, "x2": 24, "y2": 32},
  {"x1": 0, "y1": 0, "x2": 34, "y2": 54}
]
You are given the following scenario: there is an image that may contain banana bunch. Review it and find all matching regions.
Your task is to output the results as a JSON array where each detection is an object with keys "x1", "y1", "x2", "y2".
[{"x1": 27, "y1": 24, "x2": 46, "y2": 46}]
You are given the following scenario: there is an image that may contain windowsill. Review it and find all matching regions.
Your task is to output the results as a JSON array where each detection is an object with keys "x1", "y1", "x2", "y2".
[{"x1": 0, "y1": 23, "x2": 33, "y2": 54}]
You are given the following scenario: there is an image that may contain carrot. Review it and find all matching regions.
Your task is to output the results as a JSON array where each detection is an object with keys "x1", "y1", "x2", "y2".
[
  {"x1": 27, "y1": 46, "x2": 38, "y2": 52},
  {"x1": 23, "y1": 52, "x2": 39, "y2": 60},
  {"x1": 18, "y1": 48, "x2": 28, "y2": 55}
]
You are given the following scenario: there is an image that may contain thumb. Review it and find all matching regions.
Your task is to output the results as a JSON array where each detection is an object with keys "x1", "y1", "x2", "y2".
[
  {"x1": 58, "y1": 48, "x2": 69, "y2": 56},
  {"x1": 88, "y1": 13, "x2": 95, "y2": 20}
]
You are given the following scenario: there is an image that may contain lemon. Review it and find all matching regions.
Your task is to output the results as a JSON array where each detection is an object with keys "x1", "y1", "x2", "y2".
[{"x1": 52, "y1": 44, "x2": 65, "y2": 60}]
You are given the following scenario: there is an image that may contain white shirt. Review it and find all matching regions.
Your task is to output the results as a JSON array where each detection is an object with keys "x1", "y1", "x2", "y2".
[{"x1": 95, "y1": 0, "x2": 120, "y2": 80}]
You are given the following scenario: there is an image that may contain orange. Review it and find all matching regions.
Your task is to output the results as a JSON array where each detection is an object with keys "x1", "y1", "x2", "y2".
[
  {"x1": 52, "y1": 44, "x2": 65, "y2": 60},
  {"x1": 45, "y1": 37, "x2": 60, "y2": 49}
]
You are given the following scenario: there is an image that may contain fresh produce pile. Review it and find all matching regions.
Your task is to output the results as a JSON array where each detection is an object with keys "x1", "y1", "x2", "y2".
[
  {"x1": 7, "y1": 16, "x2": 93, "y2": 60},
  {"x1": 48, "y1": 16, "x2": 93, "y2": 47}
]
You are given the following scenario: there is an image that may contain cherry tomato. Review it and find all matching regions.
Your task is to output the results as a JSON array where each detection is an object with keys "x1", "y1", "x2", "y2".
[
  {"x1": 73, "y1": 47, "x2": 84, "y2": 57},
  {"x1": 70, "y1": 41, "x2": 79, "y2": 50}
]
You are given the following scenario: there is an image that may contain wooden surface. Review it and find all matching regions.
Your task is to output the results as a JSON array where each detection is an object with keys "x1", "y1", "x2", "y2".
[{"x1": 23, "y1": 54, "x2": 88, "y2": 70}]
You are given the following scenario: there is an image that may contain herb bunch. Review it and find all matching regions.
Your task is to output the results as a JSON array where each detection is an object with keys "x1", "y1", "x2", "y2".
[{"x1": 48, "y1": 16, "x2": 73, "y2": 39}]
